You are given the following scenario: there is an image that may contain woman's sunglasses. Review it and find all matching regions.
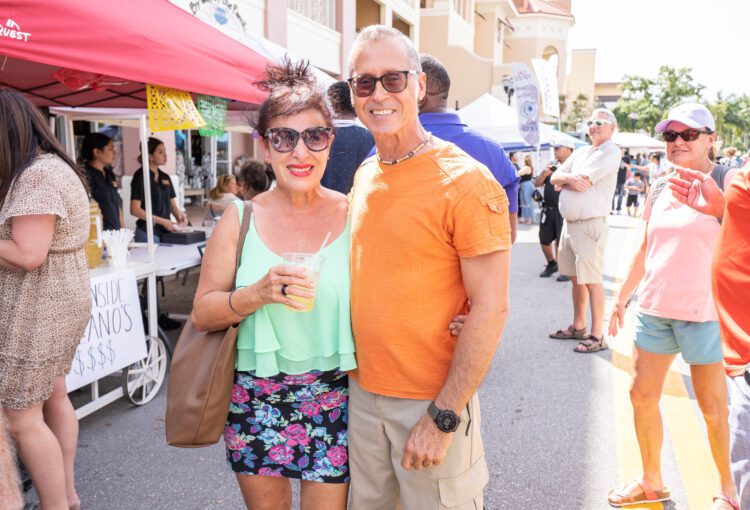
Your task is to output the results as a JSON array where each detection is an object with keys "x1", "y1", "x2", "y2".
[
  {"x1": 661, "y1": 129, "x2": 712, "y2": 142},
  {"x1": 265, "y1": 127, "x2": 333, "y2": 153},
  {"x1": 348, "y1": 70, "x2": 417, "y2": 97}
]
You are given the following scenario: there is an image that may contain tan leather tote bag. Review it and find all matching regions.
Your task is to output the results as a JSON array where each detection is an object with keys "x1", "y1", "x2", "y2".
[{"x1": 165, "y1": 202, "x2": 252, "y2": 447}]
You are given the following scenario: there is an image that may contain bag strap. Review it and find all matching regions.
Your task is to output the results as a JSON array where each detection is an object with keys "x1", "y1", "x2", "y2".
[
  {"x1": 232, "y1": 201, "x2": 252, "y2": 290},
  {"x1": 650, "y1": 173, "x2": 673, "y2": 208}
]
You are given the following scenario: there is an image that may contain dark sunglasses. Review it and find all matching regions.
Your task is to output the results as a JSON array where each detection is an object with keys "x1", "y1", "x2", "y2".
[
  {"x1": 348, "y1": 70, "x2": 418, "y2": 97},
  {"x1": 265, "y1": 127, "x2": 333, "y2": 153},
  {"x1": 661, "y1": 129, "x2": 713, "y2": 142}
]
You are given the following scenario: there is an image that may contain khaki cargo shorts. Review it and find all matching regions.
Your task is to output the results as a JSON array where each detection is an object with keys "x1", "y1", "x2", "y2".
[
  {"x1": 348, "y1": 377, "x2": 488, "y2": 509},
  {"x1": 558, "y1": 216, "x2": 608, "y2": 284}
]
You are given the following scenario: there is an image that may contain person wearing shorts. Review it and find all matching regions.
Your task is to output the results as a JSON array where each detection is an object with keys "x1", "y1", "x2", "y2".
[
  {"x1": 549, "y1": 109, "x2": 620, "y2": 352},
  {"x1": 670, "y1": 158, "x2": 750, "y2": 509},
  {"x1": 625, "y1": 172, "x2": 645, "y2": 216},
  {"x1": 535, "y1": 139, "x2": 574, "y2": 280},
  {"x1": 607, "y1": 103, "x2": 739, "y2": 509}
]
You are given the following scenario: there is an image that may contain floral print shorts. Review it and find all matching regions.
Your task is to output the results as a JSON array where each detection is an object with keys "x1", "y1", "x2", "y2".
[{"x1": 224, "y1": 369, "x2": 349, "y2": 483}]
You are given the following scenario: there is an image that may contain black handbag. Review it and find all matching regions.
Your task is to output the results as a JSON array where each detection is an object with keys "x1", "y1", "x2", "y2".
[{"x1": 531, "y1": 189, "x2": 543, "y2": 203}]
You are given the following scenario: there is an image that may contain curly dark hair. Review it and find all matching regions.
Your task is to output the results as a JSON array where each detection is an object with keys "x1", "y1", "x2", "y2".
[
  {"x1": 253, "y1": 59, "x2": 333, "y2": 138},
  {"x1": 327, "y1": 81, "x2": 355, "y2": 118},
  {"x1": 240, "y1": 159, "x2": 274, "y2": 198}
]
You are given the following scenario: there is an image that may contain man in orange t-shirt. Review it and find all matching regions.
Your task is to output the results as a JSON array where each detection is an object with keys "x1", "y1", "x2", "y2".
[
  {"x1": 346, "y1": 26, "x2": 511, "y2": 509},
  {"x1": 670, "y1": 165, "x2": 750, "y2": 509}
]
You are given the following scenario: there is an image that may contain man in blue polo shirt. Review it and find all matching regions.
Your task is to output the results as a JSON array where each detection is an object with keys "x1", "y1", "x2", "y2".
[{"x1": 418, "y1": 54, "x2": 519, "y2": 242}]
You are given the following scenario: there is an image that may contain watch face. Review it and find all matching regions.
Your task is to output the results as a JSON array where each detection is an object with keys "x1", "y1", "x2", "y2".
[{"x1": 436, "y1": 411, "x2": 458, "y2": 432}]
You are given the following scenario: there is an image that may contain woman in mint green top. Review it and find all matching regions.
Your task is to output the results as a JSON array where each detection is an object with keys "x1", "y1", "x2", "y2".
[{"x1": 191, "y1": 60, "x2": 352, "y2": 509}]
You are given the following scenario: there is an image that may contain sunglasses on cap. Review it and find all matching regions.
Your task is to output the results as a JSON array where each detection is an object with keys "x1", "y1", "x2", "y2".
[
  {"x1": 586, "y1": 119, "x2": 613, "y2": 127},
  {"x1": 265, "y1": 127, "x2": 333, "y2": 153},
  {"x1": 661, "y1": 129, "x2": 713, "y2": 142},
  {"x1": 348, "y1": 70, "x2": 418, "y2": 97}
]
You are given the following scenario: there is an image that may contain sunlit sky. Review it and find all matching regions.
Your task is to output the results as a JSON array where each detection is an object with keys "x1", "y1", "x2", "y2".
[{"x1": 567, "y1": 0, "x2": 747, "y2": 99}]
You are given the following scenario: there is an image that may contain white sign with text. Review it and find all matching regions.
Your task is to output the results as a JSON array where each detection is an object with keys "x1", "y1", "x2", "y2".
[{"x1": 66, "y1": 269, "x2": 147, "y2": 391}]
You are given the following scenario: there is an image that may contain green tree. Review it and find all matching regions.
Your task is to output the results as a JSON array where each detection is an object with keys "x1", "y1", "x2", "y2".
[
  {"x1": 711, "y1": 93, "x2": 750, "y2": 149},
  {"x1": 613, "y1": 66, "x2": 705, "y2": 133},
  {"x1": 561, "y1": 93, "x2": 591, "y2": 131}
]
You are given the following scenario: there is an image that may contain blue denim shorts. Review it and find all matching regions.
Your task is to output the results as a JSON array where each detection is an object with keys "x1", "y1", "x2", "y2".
[{"x1": 634, "y1": 312, "x2": 722, "y2": 365}]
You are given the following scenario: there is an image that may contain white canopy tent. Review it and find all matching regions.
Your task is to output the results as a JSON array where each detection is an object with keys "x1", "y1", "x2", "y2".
[
  {"x1": 458, "y1": 94, "x2": 587, "y2": 151},
  {"x1": 612, "y1": 131, "x2": 665, "y2": 151}
]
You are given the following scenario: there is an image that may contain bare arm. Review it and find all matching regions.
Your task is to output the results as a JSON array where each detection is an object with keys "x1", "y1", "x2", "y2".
[
  {"x1": 508, "y1": 213, "x2": 517, "y2": 244},
  {"x1": 401, "y1": 249, "x2": 510, "y2": 470},
  {"x1": 129, "y1": 199, "x2": 175, "y2": 231},
  {"x1": 608, "y1": 230, "x2": 647, "y2": 338},
  {"x1": 170, "y1": 198, "x2": 188, "y2": 225},
  {"x1": 517, "y1": 165, "x2": 533, "y2": 177},
  {"x1": 0, "y1": 215, "x2": 55, "y2": 272},
  {"x1": 533, "y1": 168, "x2": 552, "y2": 187},
  {"x1": 191, "y1": 204, "x2": 311, "y2": 332}
]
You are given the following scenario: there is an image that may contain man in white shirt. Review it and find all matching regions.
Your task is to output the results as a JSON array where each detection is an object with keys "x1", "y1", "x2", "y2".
[{"x1": 549, "y1": 108, "x2": 621, "y2": 353}]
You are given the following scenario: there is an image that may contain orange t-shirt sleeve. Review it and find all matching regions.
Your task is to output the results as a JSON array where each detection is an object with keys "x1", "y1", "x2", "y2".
[{"x1": 450, "y1": 172, "x2": 512, "y2": 257}]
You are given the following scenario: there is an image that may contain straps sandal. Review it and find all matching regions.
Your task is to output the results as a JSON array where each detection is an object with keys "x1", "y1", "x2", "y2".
[
  {"x1": 607, "y1": 479, "x2": 670, "y2": 507},
  {"x1": 712, "y1": 493, "x2": 740, "y2": 510},
  {"x1": 549, "y1": 324, "x2": 587, "y2": 340},
  {"x1": 573, "y1": 335, "x2": 609, "y2": 353}
]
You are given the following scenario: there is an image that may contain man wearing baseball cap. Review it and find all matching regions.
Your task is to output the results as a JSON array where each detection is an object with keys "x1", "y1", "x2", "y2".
[{"x1": 534, "y1": 137, "x2": 576, "y2": 280}]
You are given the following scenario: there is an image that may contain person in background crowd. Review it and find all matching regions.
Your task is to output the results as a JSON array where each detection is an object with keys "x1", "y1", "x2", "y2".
[
  {"x1": 669, "y1": 161, "x2": 749, "y2": 510},
  {"x1": 0, "y1": 416, "x2": 22, "y2": 510},
  {"x1": 625, "y1": 171, "x2": 645, "y2": 216},
  {"x1": 81, "y1": 132, "x2": 123, "y2": 231},
  {"x1": 205, "y1": 174, "x2": 241, "y2": 221},
  {"x1": 647, "y1": 153, "x2": 665, "y2": 180},
  {"x1": 346, "y1": 25, "x2": 511, "y2": 509},
  {"x1": 607, "y1": 103, "x2": 738, "y2": 510},
  {"x1": 0, "y1": 90, "x2": 91, "y2": 510},
  {"x1": 320, "y1": 81, "x2": 374, "y2": 194},
  {"x1": 613, "y1": 148, "x2": 630, "y2": 214},
  {"x1": 130, "y1": 137, "x2": 187, "y2": 243},
  {"x1": 549, "y1": 108, "x2": 620, "y2": 353},
  {"x1": 192, "y1": 60, "x2": 355, "y2": 510},
  {"x1": 536, "y1": 139, "x2": 575, "y2": 280},
  {"x1": 239, "y1": 159, "x2": 275, "y2": 200},
  {"x1": 518, "y1": 154, "x2": 535, "y2": 224},
  {"x1": 721, "y1": 147, "x2": 740, "y2": 168},
  {"x1": 418, "y1": 53, "x2": 519, "y2": 241},
  {"x1": 635, "y1": 152, "x2": 645, "y2": 166}
]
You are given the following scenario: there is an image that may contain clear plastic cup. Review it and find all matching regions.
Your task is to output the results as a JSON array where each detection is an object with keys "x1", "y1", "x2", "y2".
[{"x1": 281, "y1": 252, "x2": 325, "y2": 312}]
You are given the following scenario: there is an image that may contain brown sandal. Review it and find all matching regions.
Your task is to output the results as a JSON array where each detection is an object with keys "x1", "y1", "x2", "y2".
[
  {"x1": 573, "y1": 335, "x2": 608, "y2": 353},
  {"x1": 549, "y1": 324, "x2": 587, "y2": 340}
]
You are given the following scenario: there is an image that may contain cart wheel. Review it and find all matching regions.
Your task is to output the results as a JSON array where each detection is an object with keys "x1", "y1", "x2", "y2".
[{"x1": 122, "y1": 335, "x2": 169, "y2": 405}]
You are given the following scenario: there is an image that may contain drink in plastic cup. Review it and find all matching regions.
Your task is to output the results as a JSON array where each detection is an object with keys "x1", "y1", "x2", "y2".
[{"x1": 281, "y1": 252, "x2": 325, "y2": 312}]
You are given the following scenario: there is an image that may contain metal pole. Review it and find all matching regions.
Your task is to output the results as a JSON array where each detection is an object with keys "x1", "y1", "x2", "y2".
[
  {"x1": 139, "y1": 115, "x2": 155, "y2": 257},
  {"x1": 210, "y1": 135, "x2": 218, "y2": 185},
  {"x1": 138, "y1": 115, "x2": 158, "y2": 349}
]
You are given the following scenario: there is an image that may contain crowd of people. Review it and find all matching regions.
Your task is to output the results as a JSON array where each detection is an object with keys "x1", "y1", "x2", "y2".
[{"x1": 0, "y1": 23, "x2": 747, "y2": 510}]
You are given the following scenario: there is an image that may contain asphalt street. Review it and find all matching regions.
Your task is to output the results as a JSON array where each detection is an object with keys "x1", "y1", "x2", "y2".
[{"x1": 23, "y1": 215, "x2": 715, "y2": 509}]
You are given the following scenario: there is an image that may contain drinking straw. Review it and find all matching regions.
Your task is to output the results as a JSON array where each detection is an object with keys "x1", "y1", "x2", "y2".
[{"x1": 315, "y1": 231, "x2": 332, "y2": 256}]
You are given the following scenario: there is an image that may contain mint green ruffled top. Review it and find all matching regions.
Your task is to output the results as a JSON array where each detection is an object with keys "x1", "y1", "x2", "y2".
[{"x1": 234, "y1": 200, "x2": 356, "y2": 376}]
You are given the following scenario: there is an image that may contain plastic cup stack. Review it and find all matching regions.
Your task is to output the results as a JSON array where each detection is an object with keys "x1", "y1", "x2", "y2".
[{"x1": 102, "y1": 229, "x2": 134, "y2": 269}]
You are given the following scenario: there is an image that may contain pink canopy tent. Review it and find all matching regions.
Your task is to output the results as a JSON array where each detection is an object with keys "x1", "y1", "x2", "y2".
[
  {"x1": 0, "y1": 1, "x2": 275, "y2": 358},
  {"x1": 0, "y1": 0, "x2": 272, "y2": 107}
]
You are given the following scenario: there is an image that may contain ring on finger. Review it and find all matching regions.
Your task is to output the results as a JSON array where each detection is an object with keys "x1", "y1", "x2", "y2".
[{"x1": 281, "y1": 284, "x2": 289, "y2": 296}]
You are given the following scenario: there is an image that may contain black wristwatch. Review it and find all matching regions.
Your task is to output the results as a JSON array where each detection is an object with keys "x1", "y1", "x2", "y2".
[{"x1": 428, "y1": 401, "x2": 461, "y2": 433}]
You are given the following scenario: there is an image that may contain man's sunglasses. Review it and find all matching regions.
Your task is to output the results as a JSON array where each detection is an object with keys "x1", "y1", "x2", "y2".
[
  {"x1": 587, "y1": 119, "x2": 613, "y2": 127},
  {"x1": 348, "y1": 70, "x2": 418, "y2": 97},
  {"x1": 265, "y1": 127, "x2": 333, "y2": 153},
  {"x1": 661, "y1": 129, "x2": 713, "y2": 142}
]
